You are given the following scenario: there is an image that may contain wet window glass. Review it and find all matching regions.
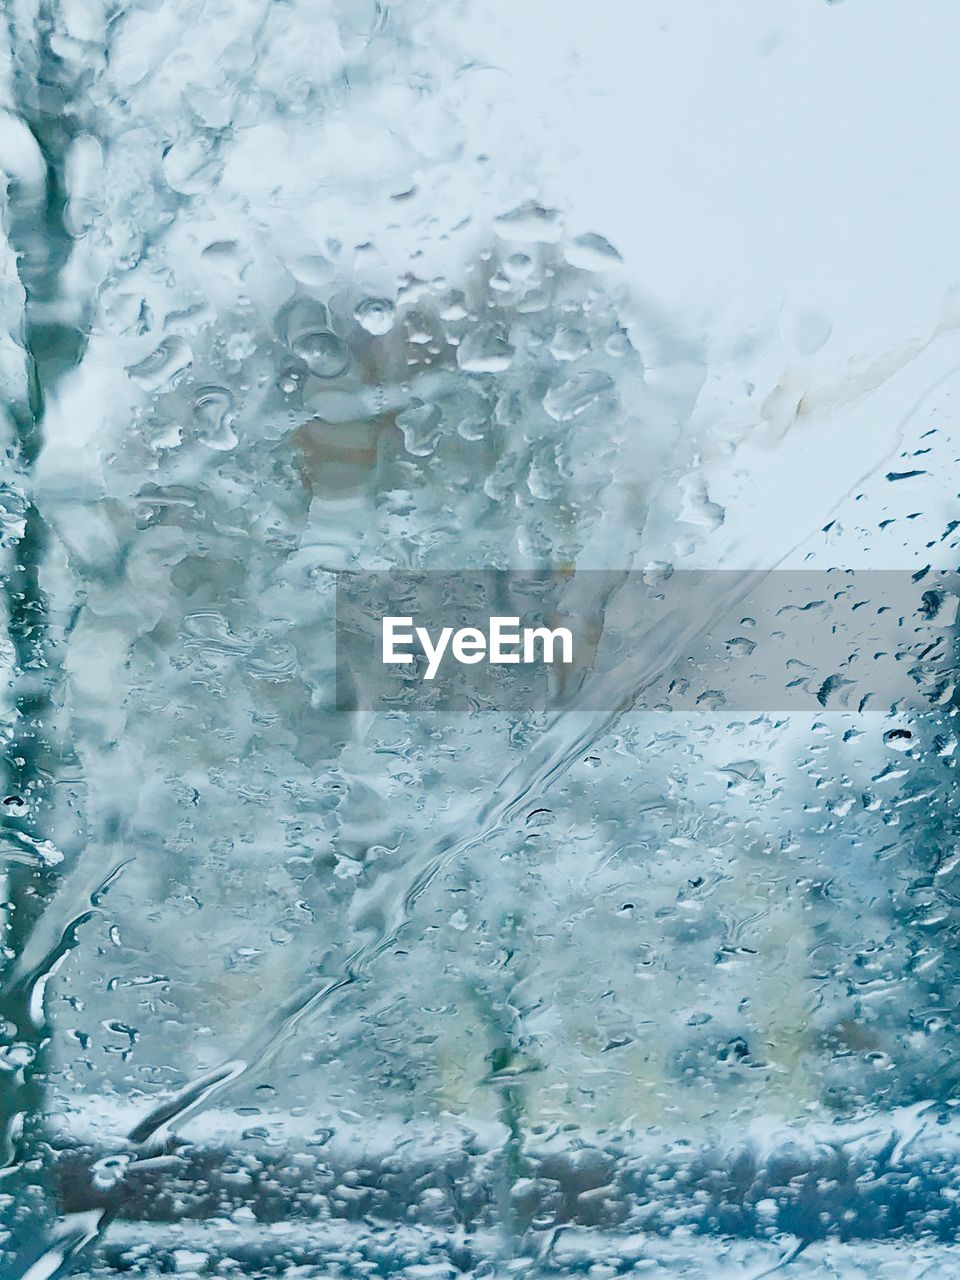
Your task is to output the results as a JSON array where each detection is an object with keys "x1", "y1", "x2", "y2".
[{"x1": 3, "y1": 2, "x2": 960, "y2": 1276}]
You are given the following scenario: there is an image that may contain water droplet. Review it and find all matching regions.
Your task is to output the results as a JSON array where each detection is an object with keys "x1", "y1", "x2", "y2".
[
  {"x1": 503, "y1": 252, "x2": 534, "y2": 281},
  {"x1": 884, "y1": 728, "x2": 914, "y2": 751},
  {"x1": 200, "y1": 239, "x2": 243, "y2": 280},
  {"x1": 277, "y1": 362, "x2": 308, "y2": 395},
  {"x1": 91, "y1": 1154, "x2": 132, "y2": 1190},
  {"x1": 0, "y1": 1042, "x2": 36, "y2": 1070},
  {"x1": 726, "y1": 636, "x2": 757, "y2": 657},
  {"x1": 494, "y1": 200, "x2": 563, "y2": 244},
  {"x1": 678, "y1": 477, "x2": 725, "y2": 531},
  {"x1": 276, "y1": 298, "x2": 330, "y2": 346},
  {"x1": 292, "y1": 331, "x2": 351, "y2": 378},
  {"x1": 437, "y1": 290, "x2": 468, "y2": 321},
  {"x1": 406, "y1": 314, "x2": 434, "y2": 345},
  {"x1": 126, "y1": 337, "x2": 192, "y2": 392},
  {"x1": 643, "y1": 561, "x2": 674, "y2": 585},
  {"x1": 457, "y1": 327, "x2": 514, "y2": 374},
  {"x1": 542, "y1": 370, "x2": 616, "y2": 421},
  {"x1": 354, "y1": 297, "x2": 396, "y2": 335},
  {"x1": 604, "y1": 331, "x2": 633, "y2": 358},
  {"x1": 526, "y1": 459, "x2": 560, "y2": 500},
  {"x1": 290, "y1": 254, "x2": 334, "y2": 287},
  {"x1": 549, "y1": 328, "x2": 590, "y2": 362},
  {"x1": 193, "y1": 386, "x2": 237, "y2": 451},
  {"x1": 564, "y1": 232, "x2": 623, "y2": 271},
  {"x1": 516, "y1": 285, "x2": 549, "y2": 315},
  {"x1": 397, "y1": 401, "x2": 442, "y2": 456}
]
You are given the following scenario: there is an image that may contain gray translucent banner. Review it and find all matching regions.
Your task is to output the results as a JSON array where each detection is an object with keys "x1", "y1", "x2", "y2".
[{"x1": 334, "y1": 570, "x2": 959, "y2": 713}]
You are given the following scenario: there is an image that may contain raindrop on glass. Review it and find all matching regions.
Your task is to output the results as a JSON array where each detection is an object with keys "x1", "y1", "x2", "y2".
[
  {"x1": 292, "y1": 331, "x2": 351, "y2": 378},
  {"x1": 354, "y1": 298, "x2": 396, "y2": 335}
]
